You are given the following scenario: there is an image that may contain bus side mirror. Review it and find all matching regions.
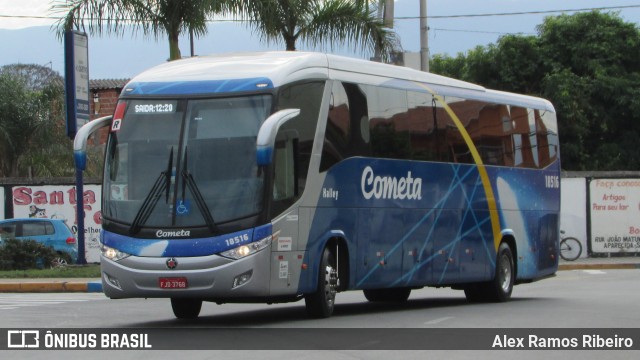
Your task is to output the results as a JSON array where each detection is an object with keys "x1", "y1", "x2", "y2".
[
  {"x1": 73, "y1": 115, "x2": 113, "y2": 170},
  {"x1": 256, "y1": 109, "x2": 300, "y2": 166}
]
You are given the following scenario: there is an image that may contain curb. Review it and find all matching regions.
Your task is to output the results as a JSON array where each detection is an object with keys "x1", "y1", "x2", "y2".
[
  {"x1": 558, "y1": 263, "x2": 640, "y2": 271},
  {"x1": 0, "y1": 280, "x2": 102, "y2": 293}
]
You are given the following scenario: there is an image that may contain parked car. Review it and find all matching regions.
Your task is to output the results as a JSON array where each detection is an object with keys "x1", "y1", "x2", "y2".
[{"x1": 0, "y1": 218, "x2": 78, "y2": 266}]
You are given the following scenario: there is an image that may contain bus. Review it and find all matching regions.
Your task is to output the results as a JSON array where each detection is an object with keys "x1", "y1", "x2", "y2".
[{"x1": 75, "y1": 52, "x2": 560, "y2": 319}]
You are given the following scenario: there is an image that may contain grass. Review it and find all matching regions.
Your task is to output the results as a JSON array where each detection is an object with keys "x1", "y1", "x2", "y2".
[{"x1": 0, "y1": 264, "x2": 101, "y2": 278}]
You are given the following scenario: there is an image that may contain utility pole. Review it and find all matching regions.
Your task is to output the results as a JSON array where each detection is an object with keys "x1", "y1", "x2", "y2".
[
  {"x1": 420, "y1": 0, "x2": 429, "y2": 72},
  {"x1": 384, "y1": 0, "x2": 394, "y2": 28}
]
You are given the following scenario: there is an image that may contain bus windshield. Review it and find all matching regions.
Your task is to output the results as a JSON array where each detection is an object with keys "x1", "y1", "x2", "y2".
[{"x1": 103, "y1": 95, "x2": 272, "y2": 233}]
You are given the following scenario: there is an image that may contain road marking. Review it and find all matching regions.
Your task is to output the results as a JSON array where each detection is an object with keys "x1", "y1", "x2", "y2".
[
  {"x1": 0, "y1": 294, "x2": 103, "y2": 311},
  {"x1": 424, "y1": 316, "x2": 454, "y2": 325},
  {"x1": 583, "y1": 270, "x2": 607, "y2": 275}
]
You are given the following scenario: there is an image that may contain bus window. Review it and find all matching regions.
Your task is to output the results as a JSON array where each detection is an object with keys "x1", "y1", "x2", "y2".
[
  {"x1": 365, "y1": 85, "x2": 411, "y2": 160},
  {"x1": 276, "y1": 81, "x2": 324, "y2": 198},
  {"x1": 407, "y1": 91, "x2": 439, "y2": 162},
  {"x1": 272, "y1": 132, "x2": 298, "y2": 203},
  {"x1": 536, "y1": 109, "x2": 559, "y2": 168},
  {"x1": 320, "y1": 82, "x2": 351, "y2": 172}
]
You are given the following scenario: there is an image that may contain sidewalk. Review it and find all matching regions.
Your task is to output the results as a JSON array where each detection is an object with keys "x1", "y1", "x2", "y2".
[
  {"x1": 0, "y1": 256, "x2": 638, "y2": 293},
  {"x1": 558, "y1": 255, "x2": 640, "y2": 270},
  {"x1": 0, "y1": 277, "x2": 102, "y2": 293}
]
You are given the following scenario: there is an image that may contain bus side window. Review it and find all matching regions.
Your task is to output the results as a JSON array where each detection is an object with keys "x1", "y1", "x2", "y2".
[
  {"x1": 277, "y1": 81, "x2": 324, "y2": 194},
  {"x1": 320, "y1": 82, "x2": 351, "y2": 172},
  {"x1": 273, "y1": 130, "x2": 298, "y2": 201},
  {"x1": 272, "y1": 131, "x2": 299, "y2": 213},
  {"x1": 535, "y1": 109, "x2": 559, "y2": 168}
]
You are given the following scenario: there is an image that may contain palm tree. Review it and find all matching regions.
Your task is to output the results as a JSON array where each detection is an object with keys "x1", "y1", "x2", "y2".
[
  {"x1": 53, "y1": 1, "x2": 399, "y2": 62},
  {"x1": 52, "y1": 0, "x2": 234, "y2": 60},
  {"x1": 242, "y1": 0, "x2": 399, "y2": 61}
]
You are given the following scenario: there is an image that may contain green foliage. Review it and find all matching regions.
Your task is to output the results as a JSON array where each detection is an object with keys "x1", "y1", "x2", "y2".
[
  {"x1": 53, "y1": 1, "x2": 400, "y2": 62},
  {"x1": 538, "y1": 12, "x2": 640, "y2": 77},
  {"x1": 52, "y1": 0, "x2": 227, "y2": 60},
  {"x1": 240, "y1": 0, "x2": 400, "y2": 61},
  {"x1": 430, "y1": 53, "x2": 466, "y2": 79},
  {"x1": 430, "y1": 11, "x2": 640, "y2": 171},
  {"x1": 0, "y1": 64, "x2": 74, "y2": 178},
  {"x1": 0, "y1": 238, "x2": 61, "y2": 270}
]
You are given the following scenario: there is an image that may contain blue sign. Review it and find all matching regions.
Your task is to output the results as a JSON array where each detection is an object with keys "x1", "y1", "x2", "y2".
[
  {"x1": 64, "y1": 30, "x2": 90, "y2": 138},
  {"x1": 176, "y1": 200, "x2": 191, "y2": 216}
]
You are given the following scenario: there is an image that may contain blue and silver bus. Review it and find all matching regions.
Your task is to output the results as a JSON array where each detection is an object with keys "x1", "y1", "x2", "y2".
[{"x1": 75, "y1": 52, "x2": 560, "y2": 319}]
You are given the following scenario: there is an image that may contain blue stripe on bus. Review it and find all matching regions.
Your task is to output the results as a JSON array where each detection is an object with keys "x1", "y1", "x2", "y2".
[{"x1": 124, "y1": 78, "x2": 274, "y2": 95}]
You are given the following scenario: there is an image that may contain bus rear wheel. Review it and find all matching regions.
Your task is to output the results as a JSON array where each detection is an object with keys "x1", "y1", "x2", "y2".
[
  {"x1": 305, "y1": 247, "x2": 338, "y2": 318},
  {"x1": 171, "y1": 298, "x2": 203, "y2": 319},
  {"x1": 363, "y1": 288, "x2": 411, "y2": 302},
  {"x1": 464, "y1": 242, "x2": 514, "y2": 303}
]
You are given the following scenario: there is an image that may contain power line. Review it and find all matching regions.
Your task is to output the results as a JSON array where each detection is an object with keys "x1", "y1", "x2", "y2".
[
  {"x1": 0, "y1": 14, "x2": 58, "y2": 20},
  {"x1": 2, "y1": 4, "x2": 640, "y2": 23},
  {"x1": 395, "y1": 5, "x2": 640, "y2": 20},
  {"x1": 430, "y1": 27, "x2": 535, "y2": 36},
  {"x1": 0, "y1": 14, "x2": 534, "y2": 38}
]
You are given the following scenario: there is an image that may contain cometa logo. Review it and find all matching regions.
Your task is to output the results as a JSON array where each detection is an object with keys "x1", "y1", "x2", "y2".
[
  {"x1": 360, "y1": 166, "x2": 422, "y2": 200},
  {"x1": 156, "y1": 229, "x2": 191, "y2": 238}
]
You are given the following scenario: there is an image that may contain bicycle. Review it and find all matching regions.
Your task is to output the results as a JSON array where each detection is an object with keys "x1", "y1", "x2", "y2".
[{"x1": 559, "y1": 230, "x2": 582, "y2": 261}]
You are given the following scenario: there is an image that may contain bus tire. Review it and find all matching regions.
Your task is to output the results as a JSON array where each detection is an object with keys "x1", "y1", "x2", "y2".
[
  {"x1": 171, "y1": 298, "x2": 202, "y2": 319},
  {"x1": 464, "y1": 242, "x2": 514, "y2": 302},
  {"x1": 491, "y1": 242, "x2": 515, "y2": 302},
  {"x1": 304, "y1": 247, "x2": 338, "y2": 318},
  {"x1": 363, "y1": 288, "x2": 411, "y2": 302}
]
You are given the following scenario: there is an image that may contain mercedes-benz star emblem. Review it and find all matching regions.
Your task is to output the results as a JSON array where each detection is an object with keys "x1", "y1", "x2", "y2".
[{"x1": 166, "y1": 258, "x2": 178, "y2": 269}]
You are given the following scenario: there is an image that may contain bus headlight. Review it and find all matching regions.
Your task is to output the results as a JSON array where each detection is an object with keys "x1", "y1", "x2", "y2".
[
  {"x1": 101, "y1": 244, "x2": 131, "y2": 261},
  {"x1": 220, "y1": 236, "x2": 271, "y2": 260}
]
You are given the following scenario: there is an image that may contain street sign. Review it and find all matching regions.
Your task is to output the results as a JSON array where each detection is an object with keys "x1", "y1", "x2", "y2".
[
  {"x1": 65, "y1": 30, "x2": 90, "y2": 264},
  {"x1": 64, "y1": 30, "x2": 90, "y2": 138}
]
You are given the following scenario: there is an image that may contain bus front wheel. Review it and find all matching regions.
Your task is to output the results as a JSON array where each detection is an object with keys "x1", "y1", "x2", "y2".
[
  {"x1": 171, "y1": 298, "x2": 202, "y2": 319},
  {"x1": 304, "y1": 247, "x2": 338, "y2": 318}
]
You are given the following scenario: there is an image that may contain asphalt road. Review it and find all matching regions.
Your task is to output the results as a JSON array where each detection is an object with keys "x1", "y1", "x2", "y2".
[
  {"x1": 1, "y1": 269, "x2": 638, "y2": 359},
  {"x1": 2, "y1": 268, "x2": 638, "y2": 328}
]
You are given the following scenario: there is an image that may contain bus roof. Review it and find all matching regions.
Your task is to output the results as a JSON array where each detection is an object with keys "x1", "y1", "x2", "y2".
[{"x1": 123, "y1": 52, "x2": 554, "y2": 112}]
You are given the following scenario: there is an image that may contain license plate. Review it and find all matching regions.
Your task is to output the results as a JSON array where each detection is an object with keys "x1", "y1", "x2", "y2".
[{"x1": 159, "y1": 277, "x2": 188, "y2": 289}]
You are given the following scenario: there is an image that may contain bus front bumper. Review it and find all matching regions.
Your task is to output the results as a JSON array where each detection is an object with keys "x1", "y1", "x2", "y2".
[{"x1": 100, "y1": 247, "x2": 271, "y2": 299}]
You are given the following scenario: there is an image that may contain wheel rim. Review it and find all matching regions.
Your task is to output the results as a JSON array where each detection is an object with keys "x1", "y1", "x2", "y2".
[
  {"x1": 324, "y1": 264, "x2": 338, "y2": 307},
  {"x1": 498, "y1": 253, "x2": 512, "y2": 292}
]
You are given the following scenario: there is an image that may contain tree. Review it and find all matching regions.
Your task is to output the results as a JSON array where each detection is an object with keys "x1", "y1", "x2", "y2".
[
  {"x1": 538, "y1": 12, "x2": 640, "y2": 77},
  {"x1": 241, "y1": 0, "x2": 399, "y2": 61},
  {"x1": 430, "y1": 53, "x2": 466, "y2": 80},
  {"x1": 431, "y1": 36, "x2": 544, "y2": 95},
  {"x1": 52, "y1": 0, "x2": 232, "y2": 60},
  {"x1": 538, "y1": 12, "x2": 640, "y2": 171},
  {"x1": 0, "y1": 64, "x2": 70, "y2": 178},
  {"x1": 430, "y1": 11, "x2": 640, "y2": 171},
  {"x1": 53, "y1": 1, "x2": 399, "y2": 62}
]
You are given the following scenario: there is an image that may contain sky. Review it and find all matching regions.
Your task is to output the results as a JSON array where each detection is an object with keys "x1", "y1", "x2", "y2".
[{"x1": 1, "y1": 0, "x2": 640, "y2": 79}]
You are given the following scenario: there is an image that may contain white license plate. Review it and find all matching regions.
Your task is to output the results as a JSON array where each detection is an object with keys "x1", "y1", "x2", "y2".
[{"x1": 159, "y1": 277, "x2": 188, "y2": 289}]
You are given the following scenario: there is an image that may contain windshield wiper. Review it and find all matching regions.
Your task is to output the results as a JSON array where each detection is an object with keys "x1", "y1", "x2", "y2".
[
  {"x1": 181, "y1": 147, "x2": 218, "y2": 233},
  {"x1": 129, "y1": 147, "x2": 173, "y2": 235}
]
